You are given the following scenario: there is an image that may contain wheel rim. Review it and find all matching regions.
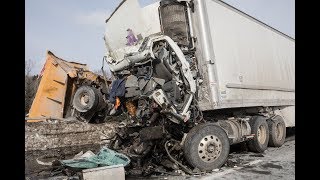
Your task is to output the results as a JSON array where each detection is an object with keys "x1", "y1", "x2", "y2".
[
  {"x1": 257, "y1": 125, "x2": 267, "y2": 144},
  {"x1": 80, "y1": 93, "x2": 90, "y2": 106},
  {"x1": 198, "y1": 135, "x2": 222, "y2": 162},
  {"x1": 275, "y1": 122, "x2": 284, "y2": 140}
]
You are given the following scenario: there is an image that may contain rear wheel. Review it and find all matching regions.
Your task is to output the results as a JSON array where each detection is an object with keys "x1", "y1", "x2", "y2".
[
  {"x1": 247, "y1": 116, "x2": 269, "y2": 153},
  {"x1": 268, "y1": 115, "x2": 286, "y2": 147},
  {"x1": 183, "y1": 123, "x2": 230, "y2": 171},
  {"x1": 72, "y1": 86, "x2": 99, "y2": 113}
]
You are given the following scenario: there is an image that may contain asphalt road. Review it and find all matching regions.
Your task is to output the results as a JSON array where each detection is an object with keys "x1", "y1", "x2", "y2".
[
  {"x1": 196, "y1": 136, "x2": 295, "y2": 180},
  {"x1": 135, "y1": 132, "x2": 295, "y2": 180},
  {"x1": 30, "y1": 129, "x2": 295, "y2": 180}
]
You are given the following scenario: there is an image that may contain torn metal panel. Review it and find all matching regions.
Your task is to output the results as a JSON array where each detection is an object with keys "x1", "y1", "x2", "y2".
[
  {"x1": 159, "y1": 2, "x2": 190, "y2": 46},
  {"x1": 105, "y1": 0, "x2": 161, "y2": 51},
  {"x1": 125, "y1": 75, "x2": 139, "y2": 88}
]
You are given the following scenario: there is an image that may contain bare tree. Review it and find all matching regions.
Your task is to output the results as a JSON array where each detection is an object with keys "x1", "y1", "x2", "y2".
[
  {"x1": 93, "y1": 68, "x2": 113, "y2": 80},
  {"x1": 25, "y1": 59, "x2": 40, "y2": 114},
  {"x1": 25, "y1": 59, "x2": 35, "y2": 76}
]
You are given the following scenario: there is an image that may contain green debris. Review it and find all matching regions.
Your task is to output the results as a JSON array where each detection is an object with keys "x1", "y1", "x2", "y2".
[{"x1": 60, "y1": 147, "x2": 130, "y2": 169}]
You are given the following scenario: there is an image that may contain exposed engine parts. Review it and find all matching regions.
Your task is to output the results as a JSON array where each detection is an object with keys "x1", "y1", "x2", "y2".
[
  {"x1": 101, "y1": 35, "x2": 199, "y2": 126},
  {"x1": 67, "y1": 34, "x2": 267, "y2": 176},
  {"x1": 67, "y1": 34, "x2": 206, "y2": 175},
  {"x1": 25, "y1": 0, "x2": 294, "y2": 178}
]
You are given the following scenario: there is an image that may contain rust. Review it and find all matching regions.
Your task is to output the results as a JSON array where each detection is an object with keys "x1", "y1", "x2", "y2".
[
  {"x1": 115, "y1": 97, "x2": 121, "y2": 110},
  {"x1": 125, "y1": 101, "x2": 136, "y2": 117},
  {"x1": 28, "y1": 51, "x2": 97, "y2": 121}
]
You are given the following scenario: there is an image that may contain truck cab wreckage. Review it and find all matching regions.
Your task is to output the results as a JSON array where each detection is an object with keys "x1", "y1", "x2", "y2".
[{"x1": 26, "y1": 0, "x2": 295, "y2": 178}]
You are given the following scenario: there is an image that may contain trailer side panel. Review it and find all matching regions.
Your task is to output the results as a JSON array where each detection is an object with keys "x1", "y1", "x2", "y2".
[{"x1": 203, "y1": 0, "x2": 294, "y2": 109}]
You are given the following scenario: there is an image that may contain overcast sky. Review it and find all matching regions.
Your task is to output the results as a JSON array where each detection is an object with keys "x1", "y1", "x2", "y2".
[{"x1": 25, "y1": 0, "x2": 295, "y2": 75}]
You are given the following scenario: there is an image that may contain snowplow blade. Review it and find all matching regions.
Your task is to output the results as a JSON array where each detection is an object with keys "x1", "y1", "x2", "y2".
[{"x1": 27, "y1": 51, "x2": 88, "y2": 122}]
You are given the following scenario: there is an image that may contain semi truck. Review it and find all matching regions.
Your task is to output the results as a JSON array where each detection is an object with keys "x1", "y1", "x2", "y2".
[
  {"x1": 27, "y1": 0, "x2": 294, "y2": 175},
  {"x1": 102, "y1": 0, "x2": 294, "y2": 172}
]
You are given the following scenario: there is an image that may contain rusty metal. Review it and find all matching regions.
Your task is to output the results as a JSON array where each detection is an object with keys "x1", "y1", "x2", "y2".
[
  {"x1": 115, "y1": 97, "x2": 121, "y2": 110},
  {"x1": 125, "y1": 101, "x2": 136, "y2": 117},
  {"x1": 80, "y1": 71, "x2": 100, "y2": 83}
]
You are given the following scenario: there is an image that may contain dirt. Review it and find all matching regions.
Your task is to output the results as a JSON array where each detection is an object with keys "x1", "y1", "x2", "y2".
[
  {"x1": 246, "y1": 169, "x2": 271, "y2": 175},
  {"x1": 249, "y1": 154, "x2": 264, "y2": 157},
  {"x1": 25, "y1": 120, "x2": 121, "y2": 179},
  {"x1": 261, "y1": 163, "x2": 283, "y2": 169},
  {"x1": 25, "y1": 120, "x2": 119, "y2": 151}
]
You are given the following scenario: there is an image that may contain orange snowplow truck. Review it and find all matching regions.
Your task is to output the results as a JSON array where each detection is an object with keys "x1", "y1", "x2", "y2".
[{"x1": 26, "y1": 51, "x2": 110, "y2": 122}]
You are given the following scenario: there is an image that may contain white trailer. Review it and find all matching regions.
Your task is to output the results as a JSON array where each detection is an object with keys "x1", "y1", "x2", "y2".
[
  {"x1": 191, "y1": 0, "x2": 295, "y2": 124},
  {"x1": 104, "y1": 0, "x2": 295, "y2": 171}
]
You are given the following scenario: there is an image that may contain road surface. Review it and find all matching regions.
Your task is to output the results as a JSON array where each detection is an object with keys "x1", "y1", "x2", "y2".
[
  {"x1": 130, "y1": 131, "x2": 295, "y2": 180},
  {"x1": 29, "y1": 129, "x2": 295, "y2": 180}
]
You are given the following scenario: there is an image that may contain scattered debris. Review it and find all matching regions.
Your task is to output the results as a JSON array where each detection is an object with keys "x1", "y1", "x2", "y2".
[
  {"x1": 249, "y1": 154, "x2": 265, "y2": 157},
  {"x1": 212, "y1": 169, "x2": 219, "y2": 172},
  {"x1": 247, "y1": 169, "x2": 271, "y2": 175},
  {"x1": 81, "y1": 164, "x2": 125, "y2": 180},
  {"x1": 226, "y1": 159, "x2": 237, "y2": 167},
  {"x1": 60, "y1": 147, "x2": 130, "y2": 170},
  {"x1": 261, "y1": 163, "x2": 283, "y2": 169},
  {"x1": 37, "y1": 156, "x2": 54, "y2": 166}
]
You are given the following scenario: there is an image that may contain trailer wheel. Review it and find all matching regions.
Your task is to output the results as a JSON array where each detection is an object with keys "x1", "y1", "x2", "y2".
[
  {"x1": 268, "y1": 115, "x2": 286, "y2": 147},
  {"x1": 72, "y1": 86, "x2": 99, "y2": 113},
  {"x1": 247, "y1": 116, "x2": 269, "y2": 153},
  {"x1": 183, "y1": 123, "x2": 230, "y2": 171}
]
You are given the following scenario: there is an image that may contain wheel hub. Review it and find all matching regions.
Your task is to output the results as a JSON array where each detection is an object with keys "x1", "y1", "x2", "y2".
[
  {"x1": 207, "y1": 144, "x2": 215, "y2": 153},
  {"x1": 276, "y1": 123, "x2": 284, "y2": 140},
  {"x1": 80, "y1": 94, "x2": 89, "y2": 106},
  {"x1": 257, "y1": 125, "x2": 267, "y2": 144},
  {"x1": 198, "y1": 135, "x2": 222, "y2": 162}
]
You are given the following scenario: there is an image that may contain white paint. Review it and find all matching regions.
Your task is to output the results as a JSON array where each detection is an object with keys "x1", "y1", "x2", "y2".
[
  {"x1": 105, "y1": 0, "x2": 161, "y2": 50},
  {"x1": 204, "y1": 0, "x2": 295, "y2": 104}
]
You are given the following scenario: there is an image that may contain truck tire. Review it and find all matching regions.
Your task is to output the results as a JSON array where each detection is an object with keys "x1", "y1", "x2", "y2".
[
  {"x1": 183, "y1": 123, "x2": 230, "y2": 171},
  {"x1": 267, "y1": 115, "x2": 286, "y2": 147},
  {"x1": 72, "y1": 86, "x2": 99, "y2": 113},
  {"x1": 247, "y1": 116, "x2": 269, "y2": 153}
]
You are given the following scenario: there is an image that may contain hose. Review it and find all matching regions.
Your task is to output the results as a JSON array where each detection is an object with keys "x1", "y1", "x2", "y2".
[
  {"x1": 160, "y1": 110, "x2": 185, "y2": 123},
  {"x1": 164, "y1": 140, "x2": 197, "y2": 175},
  {"x1": 148, "y1": 112, "x2": 159, "y2": 125}
]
